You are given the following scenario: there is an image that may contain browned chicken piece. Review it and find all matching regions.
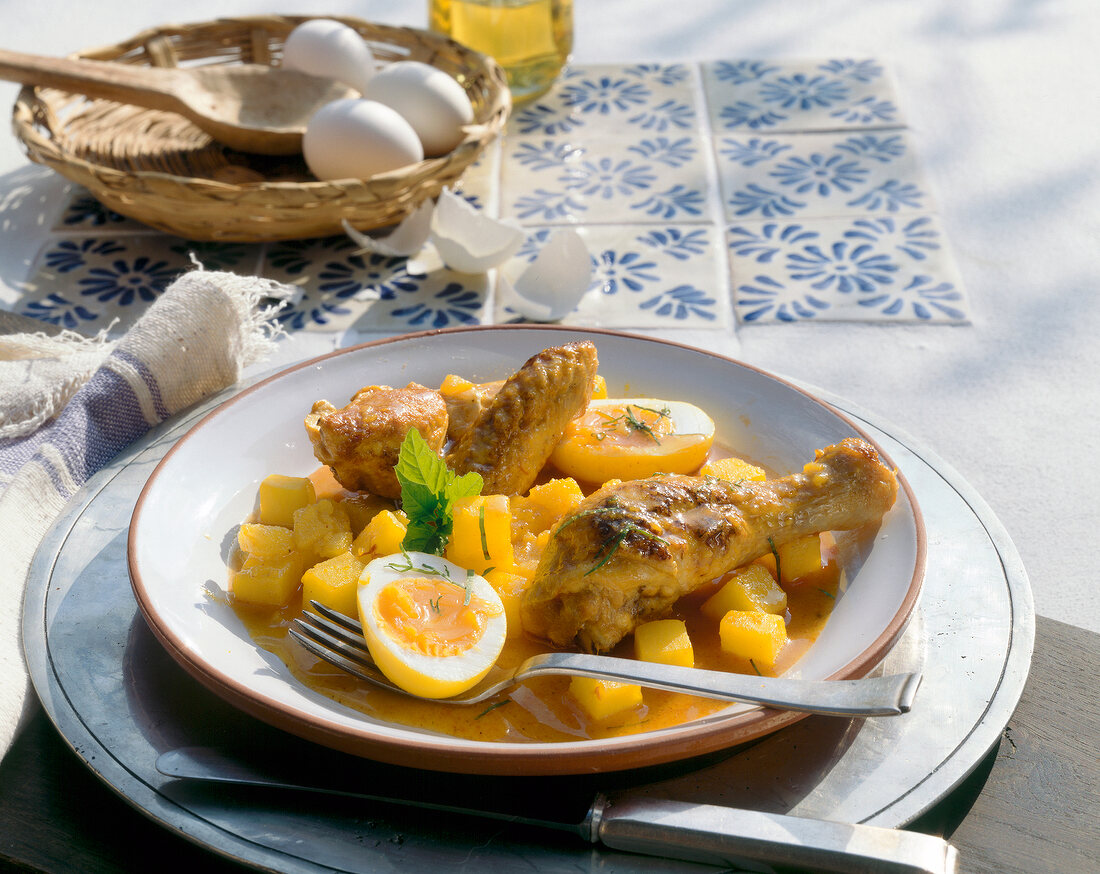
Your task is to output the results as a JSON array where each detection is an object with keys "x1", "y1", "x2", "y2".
[
  {"x1": 441, "y1": 378, "x2": 503, "y2": 443},
  {"x1": 304, "y1": 383, "x2": 448, "y2": 499},
  {"x1": 446, "y1": 341, "x2": 599, "y2": 496},
  {"x1": 521, "y1": 438, "x2": 899, "y2": 652}
]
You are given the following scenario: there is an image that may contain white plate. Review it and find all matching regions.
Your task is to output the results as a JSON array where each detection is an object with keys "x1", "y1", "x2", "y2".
[{"x1": 128, "y1": 326, "x2": 925, "y2": 775}]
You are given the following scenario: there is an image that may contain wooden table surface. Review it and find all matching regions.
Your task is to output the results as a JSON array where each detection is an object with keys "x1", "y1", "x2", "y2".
[{"x1": 1, "y1": 615, "x2": 1095, "y2": 873}]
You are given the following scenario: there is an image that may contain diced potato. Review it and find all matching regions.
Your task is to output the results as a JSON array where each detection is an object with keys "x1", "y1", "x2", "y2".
[
  {"x1": 510, "y1": 478, "x2": 585, "y2": 575},
  {"x1": 352, "y1": 509, "x2": 408, "y2": 559},
  {"x1": 485, "y1": 568, "x2": 529, "y2": 638},
  {"x1": 569, "y1": 676, "x2": 643, "y2": 721},
  {"x1": 700, "y1": 455, "x2": 766, "y2": 483},
  {"x1": 231, "y1": 554, "x2": 303, "y2": 607},
  {"x1": 719, "y1": 610, "x2": 788, "y2": 667},
  {"x1": 525, "y1": 477, "x2": 585, "y2": 522},
  {"x1": 439, "y1": 373, "x2": 475, "y2": 396},
  {"x1": 258, "y1": 474, "x2": 316, "y2": 527},
  {"x1": 237, "y1": 522, "x2": 294, "y2": 560},
  {"x1": 293, "y1": 499, "x2": 353, "y2": 565},
  {"x1": 634, "y1": 619, "x2": 694, "y2": 668},
  {"x1": 339, "y1": 492, "x2": 395, "y2": 535},
  {"x1": 702, "y1": 564, "x2": 787, "y2": 619},
  {"x1": 302, "y1": 551, "x2": 365, "y2": 616},
  {"x1": 591, "y1": 374, "x2": 608, "y2": 399},
  {"x1": 446, "y1": 494, "x2": 513, "y2": 574},
  {"x1": 776, "y1": 534, "x2": 824, "y2": 583}
]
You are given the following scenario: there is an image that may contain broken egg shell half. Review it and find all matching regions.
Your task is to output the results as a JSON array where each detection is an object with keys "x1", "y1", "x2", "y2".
[
  {"x1": 497, "y1": 228, "x2": 593, "y2": 322},
  {"x1": 429, "y1": 190, "x2": 525, "y2": 274}
]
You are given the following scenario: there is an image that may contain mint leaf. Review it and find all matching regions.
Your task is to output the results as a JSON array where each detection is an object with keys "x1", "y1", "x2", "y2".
[{"x1": 395, "y1": 429, "x2": 483, "y2": 555}]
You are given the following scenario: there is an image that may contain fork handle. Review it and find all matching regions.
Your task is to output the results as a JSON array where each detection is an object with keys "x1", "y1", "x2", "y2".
[{"x1": 524, "y1": 653, "x2": 921, "y2": 716}]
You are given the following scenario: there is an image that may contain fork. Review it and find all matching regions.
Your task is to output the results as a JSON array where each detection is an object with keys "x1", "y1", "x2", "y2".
[{"x1": 290, "y1": 602, "x2": 921, "y2": 716}]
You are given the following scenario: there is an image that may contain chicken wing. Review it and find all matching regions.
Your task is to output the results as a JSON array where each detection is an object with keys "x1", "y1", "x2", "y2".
[
  {"x1": 304, "y1": 383, "x2": 448, "y2": 499},
  {"x1": 521, "y1": 438, "x2": 899, "y2": 651},
  {"x1": 446, "y1": 341, "x2": 598, "y2": 496}
]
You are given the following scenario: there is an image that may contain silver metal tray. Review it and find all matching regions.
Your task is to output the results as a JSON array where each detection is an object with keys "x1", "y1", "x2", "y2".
[{"x1": 23, "y1": 379, "x2": 1033, "y2": 873}]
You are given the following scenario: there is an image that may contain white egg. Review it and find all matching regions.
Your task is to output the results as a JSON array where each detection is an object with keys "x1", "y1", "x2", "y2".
[
  {"x1": 363, "y1": 61, "x2": 474, "y2": 156},
  {"x1": 357, "y1": 552, "x2": 507, "y2": 699},
  {"x1": 282, "y1": 19, "x2": 376, "y2": 94},
  {"x1": 303, "y1": 99, "x2": 424, "y2": 181}
]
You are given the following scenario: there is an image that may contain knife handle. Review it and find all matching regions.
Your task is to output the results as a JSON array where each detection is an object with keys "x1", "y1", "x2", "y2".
[{"x1": 595, "y1": 795, "x2": 958, "y2": 874}]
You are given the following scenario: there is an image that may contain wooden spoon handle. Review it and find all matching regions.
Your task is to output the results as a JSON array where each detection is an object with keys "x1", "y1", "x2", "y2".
[{"x1": 0, "y1": 47, "x2": 184, "y2": 114}]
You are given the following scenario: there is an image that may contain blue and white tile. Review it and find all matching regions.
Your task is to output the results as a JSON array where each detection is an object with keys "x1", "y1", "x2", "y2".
[
  {"x1": 261, "y1": 235, "x2": 490, "y2": 333},
  {"x1": 508, "y1": 63, "x2": 701, "y2": 139},
  {"x1": 727, "y1": 215, "x2": 969, "y2": 324},
  {"x1": 450, "y1": 139, "x2": 500, "y2": 216},
  {"x1": 50, "y1": 186, "x2": 151, "y2": 233},
  {"x1": 703, "y1": 59, "x2": 904, "y2": 134},
  {"x1": 500, "y1": 134, "x2": 715, "y2": 225},
  {"x1": 495, "y1": 224, "x2": 730, "y2": 330},
  {"x1": 17, "y1": 235, "x2": 244, "y2": 332},
  {"x1": 715, "y1": 130, "x2": 932, "y2": 220}
]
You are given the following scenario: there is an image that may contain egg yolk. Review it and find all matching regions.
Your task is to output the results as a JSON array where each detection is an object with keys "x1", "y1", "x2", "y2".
[
  {"x1": 374, "y1": 577, "x2": 496, "y2": 657},
  {"x1": 551, "y1": 401, "x2": 714, "y2": 482}
]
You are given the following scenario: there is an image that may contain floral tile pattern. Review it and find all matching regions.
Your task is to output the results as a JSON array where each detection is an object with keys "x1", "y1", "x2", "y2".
[
  {"x1": 702, "y1": 59, "x2": 904, "y2": 133},
  {"x1": 728, "y1": 215, "x2": 968, "y2": 323},
  {"x1": 17, "y1": 58, "x2": 967, "y2": 335},
  {"x1": 716, "y1": 131, "x2": 932, "y2": 220},
  {"x1": 262, "y1": 235, "x2": 490, "y2": 332},
  {"x1": 500, "y1": 134, "x2": 715, "y2": 225},
  {"x1": 496, "y1": 224, "x2": 730, "y2": 329}
]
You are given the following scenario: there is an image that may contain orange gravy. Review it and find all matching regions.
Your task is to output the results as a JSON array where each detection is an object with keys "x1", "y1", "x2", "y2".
[{"x1": 231, "y1": 527, "x2": 841, "y2": 744}]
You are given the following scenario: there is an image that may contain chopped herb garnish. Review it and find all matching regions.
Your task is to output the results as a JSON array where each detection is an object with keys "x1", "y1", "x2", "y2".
[
  {"x1": 386, "y1": 550, "x2": 453, "y2": 579},
  {"x1": 478, "y1": 502, "x2": 490, "y2": 561},
  {"x1": 475, "y1": 699, "x2": 510, "y2": 719},
  {"x1": 817, "y1": 587, "x2": 835, "y2": 600},
  {"x1": 428, "y1": 596, "x2": 442, "y2": 614},
  {"x1": 749, "y1": 658, "x2": 763, "y2": 676},
  {"x1": 767, "y1": 536, "x2": 782, "y2": 584},
  {"x1": 556, "y1": 505, "x2": 669, "y2": 576},
  {"x1": 394, "y1": 428, "x2": 483, "y2": 555}
]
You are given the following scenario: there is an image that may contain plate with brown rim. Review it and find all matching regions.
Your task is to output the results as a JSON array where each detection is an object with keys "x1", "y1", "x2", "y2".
[{"x1": 127, "y1": 326, "x2": 925, "y2": 775}]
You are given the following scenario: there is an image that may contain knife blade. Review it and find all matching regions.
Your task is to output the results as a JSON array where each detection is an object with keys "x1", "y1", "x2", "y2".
[{"x1": 156, "y1": 746, "x2": 957, "y2": 873}]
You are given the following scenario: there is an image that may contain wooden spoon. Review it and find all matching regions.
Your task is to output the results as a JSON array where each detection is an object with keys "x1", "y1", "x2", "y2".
[{"x1": 0, "y1": 48, "x2": 357, "y2": 155}]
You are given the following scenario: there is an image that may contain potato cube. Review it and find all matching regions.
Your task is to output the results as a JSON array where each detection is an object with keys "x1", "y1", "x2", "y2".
[
  {"x1": 702, "y1": 564, "x2": 787, "y2": 619},
  {"x1": 526, "y1": 477, "x2": 585, "y2": 522},
  {"x1": 352, "y1": 509, "x2": 409, "y2": 559},
  {"x1": 634, "y1": 619, "x2": 694, "y2": 668},
  {"x1": 569, "y1": 676, "x2": 643, "y2": 721},
  {"x1": 699, "y1": 455, "x2": 766, "y2": 483},
  {"x1": 776, "y1": 534, "x2": 824, "y2": 583},
  {"x1": 258, "y1": 474, "x2": 316, "y2": 527},
  {"x1": 439, "y1": 373, "x2": 475, "y2": 396},
  {"x1": 339, "y1": 492, "x2": 395, "y2": 535},
  {"x1": 446, "y1": 494, "x2": 513, "y2": 574},
  {"x1": 293, "y1": 499, "x2": 353, "y2": 564},
  {"x1": 302, "y1": 551, "x2": 365, "y2": 616},
  {"x1": 237, "y1": 522, "x2": 294, "y2": 560},
  {"x1": 231, "y1": 555, "x2": 303, "y2": 607},
  {"x1": 591, "y1": 374, "x2": 608, "y2": 399},
  {"x1": 485, "y1": 568, "x2": 529, "y2": 638},
  {"x1": 719, "y1": 610, "x2": 788, "y2": 667}
]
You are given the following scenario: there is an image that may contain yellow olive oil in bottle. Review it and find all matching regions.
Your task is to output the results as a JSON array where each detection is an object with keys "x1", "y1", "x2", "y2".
[{"x1": 430, "y1": 0, "x2": 573, "y2": 102}]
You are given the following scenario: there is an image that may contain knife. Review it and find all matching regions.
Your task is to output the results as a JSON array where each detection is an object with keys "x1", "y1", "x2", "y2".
[{"x1": 157, "y1": 746, "x2": 958, "y2": 873}]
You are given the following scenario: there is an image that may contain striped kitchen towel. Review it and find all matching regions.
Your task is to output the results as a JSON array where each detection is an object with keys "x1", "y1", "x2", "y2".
[{"x1": 0, "y1": 269, "x2": 292, "y2": 756}]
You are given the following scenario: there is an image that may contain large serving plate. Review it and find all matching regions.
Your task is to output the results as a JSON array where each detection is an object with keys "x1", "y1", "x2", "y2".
[{"x1": 127, "y1": 326, "x2": 925, "y2": 775}]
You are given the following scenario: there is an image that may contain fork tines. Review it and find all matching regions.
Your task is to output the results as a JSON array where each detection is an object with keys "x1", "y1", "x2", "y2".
[{"x1": 289, "y1": 601, "x2": 386, "y2": 683}]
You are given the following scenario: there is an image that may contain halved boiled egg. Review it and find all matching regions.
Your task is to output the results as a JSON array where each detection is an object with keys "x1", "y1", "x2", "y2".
[
  {"x1": 357, "y1": 552, "x2": 506, "y2": 699},
  {"x1": 550, "y1": 398, "x2": 716, "y2": 483}
]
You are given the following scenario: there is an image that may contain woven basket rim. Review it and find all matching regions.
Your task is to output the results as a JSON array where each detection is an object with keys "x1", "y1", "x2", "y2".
[{"x1": 10, "y1": 15, "x2": 511, "y2": 240}]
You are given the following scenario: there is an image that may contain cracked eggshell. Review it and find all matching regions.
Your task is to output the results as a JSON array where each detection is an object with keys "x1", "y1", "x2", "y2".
[
  {"x1": 498, "y1": 228, "x2": 593, "y2": 321},
  {"x1": 303, "y1": 99, "x2": 423, "y2": 181},
  {"x1": 363, "y1": 61, "x2": 474, "y2": 157},
  {"x1": 342, "y1": 199, "x2": 434, "y2": 257},
  {"x1": 282, "y1": 19, "x2": 376, "y2": 95},
  {"x1": 430, "y1": 190, "x2": 524, "y2": 274}
]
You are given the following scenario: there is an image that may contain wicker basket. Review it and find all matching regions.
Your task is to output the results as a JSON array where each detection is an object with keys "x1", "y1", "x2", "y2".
[{"x1": 11, "y1": 16, "x2": 511, "y2": 241}]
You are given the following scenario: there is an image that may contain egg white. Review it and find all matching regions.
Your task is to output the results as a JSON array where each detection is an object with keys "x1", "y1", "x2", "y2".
[{"x1": 357, "y1": 552, "x2": 506, "y2": 699}]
